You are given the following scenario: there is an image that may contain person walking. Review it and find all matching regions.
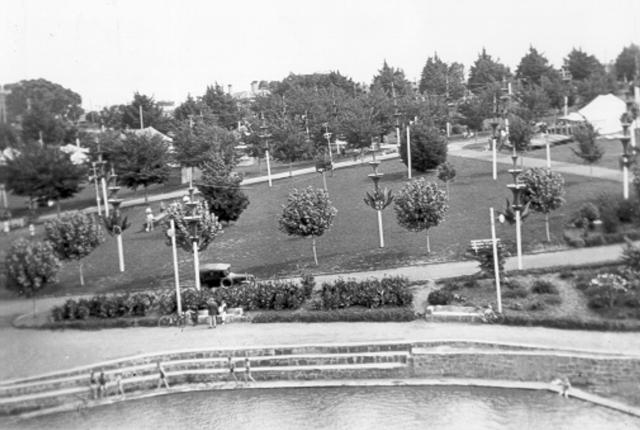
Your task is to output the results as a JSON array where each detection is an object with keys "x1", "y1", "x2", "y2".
[
  {"x1": 244, "y1": 356, "x2": 256, "y2": 383},
  {"x1": 157, "y1": 361, "x2": 170, "y2": 389},
  {"x1": 115, "y1": 373, "x2": 125, "y2": 399},
  {"x1": 227, "y1": 356, "x2": 238, "y2": 384},
  {"x1": 145, "y1": 207, "x2": 154, "y2": 232},
  {"x1": 89, "y1": 370, "x2": 98, "y2": 400},
  {"x1": 219, "y1": 301, "x2": 228, "y2": 325},
  {"x1": 208, "y1": 298, "x2": 219, "y2": 329},
  {"x1": 98, "y1": 371, "x2": 107, "y2": 399}
]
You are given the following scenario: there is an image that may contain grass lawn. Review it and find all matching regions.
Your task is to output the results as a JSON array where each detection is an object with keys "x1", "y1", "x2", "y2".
[
  {"x1": 524, "y1": 138, "x2": 623, "y2": 171},
  {"x1": 0, "y1": 154, "x2": 621, "y2": 299}
]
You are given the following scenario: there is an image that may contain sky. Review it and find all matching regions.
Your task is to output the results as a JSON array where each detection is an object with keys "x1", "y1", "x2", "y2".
[{"x1": 2, "y1": 0, "x2": 639, "y2": 111}]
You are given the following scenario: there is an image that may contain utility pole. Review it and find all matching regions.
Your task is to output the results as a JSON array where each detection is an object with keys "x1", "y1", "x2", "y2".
[
  {"x1": 139, "y1": 105, "x2": 144, "y2": 129},
  {"x1": 0, "y1": 84, "x2": 10, "y2": 124}
]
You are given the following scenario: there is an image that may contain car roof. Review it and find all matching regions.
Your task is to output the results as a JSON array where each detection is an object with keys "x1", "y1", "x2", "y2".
[{"x1": 200, "y1": 263, "x2": 231, "y2": 271}]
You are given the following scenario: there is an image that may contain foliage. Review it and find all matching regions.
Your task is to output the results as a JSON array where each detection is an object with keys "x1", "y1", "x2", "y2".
[
  {"x1": 213, "y1": 280, "x2": 313, "y2": 311},
  {"x1": 363, "y1": 187, "x2": 394, "y2": 211},
  {"x1": 507, "y1": 115, "x2": 533, "y2": 152},
  {"x1": 427, "y1": 288, "x2": 453, "y2": 305},
  {"x1": 5, "y1": 238, "x2": 61, "y2": 297},
  {"x1": 120, "y1": 92, "x2": 171, "y2": 133},
  {"x1": 102, "y1": 210, "x2": 131, "y2": 236},
  {"x1": 340, "y1": 91, "x2": 385, "y2": 151},
  {"x1": 172, "y1": 119, "x2": 238, "y2": 168},
  {"x1": 572, "y1": 122, "x2": 604, "y2": 165},
  {"x1": 109, "y1": 132, "x2": 172, "y2": 193},
  {"x1": 576, "y1": 202, "x2": 600, "y2": 226},
  {"x1": 201, "y1": 83, "x2": 240, "y2": 129},
  {"x1": 622, "y1": 238, "x2": 640, "y2": 273},
  {"x1": 162, "y1": 199, "x2": 222, "y2": 252},
  {"x1": 399, "y1": 122, "x2": 448, "y2": 172},
  {"x1": 419, "y1": 54, "x2": 465, "y2": 100},
  {"x1": 614, "y1": 44, "x2": 640, "y2": 81},
  {"x1": 197, "y1": 152, "x2": 249, "y2": 223},
  {"x1": 5, "y1": 141, "x2": 86, "y2": 208},
  {"x1": 564, "y1": 48, "x2": 605, "y2": 81},
  {"x1": 631, "y1": 166, "x2": 640, "y2": 201},
  {"x1": 320, "y1": 276, "x2": 413, "y2": 309},
  {"x1": 531, "y1": 279, "x2": 559, "y2": 295},
  {"x1": 516, "y1": 47, "x2": 553, "y2": 86},
  {"x1": 470, "y1": 241, "x2": 509, "y2": 277},
  {"x1": 44, "y1": 212, "x2": 105, "y2": 261},
  {"x1": 271, "y1": 121, "x2": 316, "y2": 168},
  {"x1": 467, "y1": 48, "x2": 511, "y2": 91},
  {"x1": 371, "y1": 60, "x2": 413, "y2": 97},
  {"x1": 279, "y1": 187, "x2": 337, "y2": 239},
  {"x1": 252, "y1": 307, "x2": 416, "y2": 323},
  {"x1": 595, "y1": 194, "x2": 622, "y2": 234},
  {"x1": 518, "y1": 168, "x2": 565, "y2": 239},
  {"x1": 394, "y1": 178, "x2": 448, "y2": 234},
  {"x1": 500, "y1": 314, "x2": 640, "y2": 331},
  {"x1": 586, "y1": 273, "x2": 628, "y2": 308},
  {"x1": 436, "y1": 161, "x2": 456, "y2": 190}
]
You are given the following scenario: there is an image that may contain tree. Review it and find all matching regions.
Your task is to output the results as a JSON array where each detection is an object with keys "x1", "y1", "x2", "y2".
[
  {"x1": 173, "y1": 94, "x2": 202, "y2": 122},
  {"x1": 0, "y1": 123, "x2": 18, "y2": 149},
  {"x1": 394, "y1": 178, "x2": 448, "y2": 253},
  {"x1": 507, "y1": 115, "x2": 533, "y2": 154},
  {"x1": 419, "y1": 54, "x2": 465, "y2": 100},
  {"x1": 340, "y1": 92, "x2": 384, "y2": 154},
  {"x1": 121, "y1": 93, "x2": 170, "y2": 133},
  {"x1": 271, "y1": 122, "x2": 315, "y2": 176},
  {"x1": 197, "y1": 152, "x2": 249, "y2": 223},
  {"x1": 468, "y1": 49, "x2": 510, "y2": 91},
  {"x1": 201, "y1": 84, "x2": 240, "y2": 129},
  {"x1": 5, "y1": 142, "x2": 86, "y2": 213},
  {"x1": 109, "y1": 132, "x2": 172, "y2": 201},
  {"x1": 162, "y1": 200, "x2": 223, "y2": 253},
  {"x1": 514, "y1": 84, "x2": 551, "y2": 121},
  {"x1": 614, "y1": 44, "x2": 640, "y2": 81},
  {"x1": 571, "y1": 121, "x2": 604, "y2": 174},
  {"x1": 44, "y1": 212, "x2": 105, "y2": 286},
  {"x1": 172, "y1": 119, "x2": 237, "y2": 169},
  {"x1": 516, "y1": 47, "x2": 553, "y2": 86},
  {"x1": 5, "y1": 238, "x2": 61, "y2": 315},
  {"x1": 279, "y1": 187, "x2": 337, "y2": 265},
  {"x1": 399, "y1": 123, "x2": 447, "y2": 172},
  {"x1": 519, "y1": 168, "x2": 566, "y2": 241},
  {"x1": 436, "y1": 161, "x2": 456, "y2": 196},
  {"x1": 564, "y1": 48, "x2": 605, "y2": 81},
  {"x1": 5, "y1": 78, "x2": 83, "y2": 126},
  {"x1": 371, "y1": 60, "x2": 413, "y2": 97}
]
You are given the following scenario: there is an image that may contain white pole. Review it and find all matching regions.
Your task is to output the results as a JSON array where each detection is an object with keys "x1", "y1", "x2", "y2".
[
  {"x1": 406, "y1": 125, "x2": 412, "y2": 180},
  {"x1": 101, "y1": 177, "x2": 109, "y2": 217},
  {"x1": 116, "y1": 234, "x2": 125, "y2": 272},
  {"x1": 321, "y1": 171, "x2": 328, "y2": 192},
  {"x1": 265, "y1": 150, "x2": 272, "y2": 187},
  {"x1": 170, "y1": 219, "x2": 182, "y2": 314},
  {"x1": 377, "y1": 210, "x2": 384, "y2": 248},
  {"x1": 563, "y1": 96, "x2": 568, "y2": 117},
  {"x1": 396, "y1": 126, "x2": 400, "y2": 148},
  {"x1": 490, "y1": 207, "x2": 502, "y2": 313},
  {"x1": 492, "y1": 137, "x2": 497, "y2": 180},
  {"x1": 139, "y1": 105, "x2": 144, "y2": 129},
  {"x1": 508, "y1": 82, "x2": 512, "y2": 96},
  {"x1": 93, "y1": 174, "x2": 102, "y2": 215},
  {"x1": 546, "y1": 141, "x2": 551, "y2": 169},
  {"x1": 624, "y1": 165, "x2": 629, "y2": 200},
  {"x1": 515, "y1": 210, "x2": 523, "y2": 270},
  {"x1": 193, "y1": 240, "x2": 201, "y2": 290},
  {"x1": 446, "y1": 122, "x2": 451, "y2": 138}
]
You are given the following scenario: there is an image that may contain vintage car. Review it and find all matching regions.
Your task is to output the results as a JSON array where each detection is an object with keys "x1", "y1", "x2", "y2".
[{"x1": 199, "y1": 263, "x2": 256, "y2": 288}]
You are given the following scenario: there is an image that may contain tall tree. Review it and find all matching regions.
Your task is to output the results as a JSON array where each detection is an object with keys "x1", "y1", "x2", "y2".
[
  {"x1": 468, "y1": 49, "x2": 511, "y2": 91},
  {"x1": 371, "y1": 60, "x2": 413, "y2": 97},
  {"x1": 44, "y1": 212, "x2": 105, "y2": 286},
  {"x1": 393, "y1": 178, "x2": 449, "y2": 253},
  {"x1": 615, "y1": 44, "x2": 640, "y2": 81},
  {"x1": 5, "y1": 142, "x2": 86, "y2": 213},
  {"x1": 172, "y1": 119, "x2": 237, "y2": 169},
  {"x1": 516, "y1": 47, "x2": 553, "y2": 85},
  {"x1": 279, "y1": 187, "x2": 337, "y2": 265},
  {"x1": 564, "y1": 48, "x2": 605, "y2": 81},
  {"x1": 340, "y1": 91, "x2": 384, "y2": 154},
  {"x1": 399, "y1": 122, "x2": 448, "y2": 172},
  {"x1": 571, "y1": 121, "x2": 604, "y2": 174},
  {"x1": 519, "y1": 168, "x2": 566, "y2": 242},
  {"x1": 419, "y1": 54, "x2": 465, "y2": 100},
  {"x1": 197, "y1": 152, "x2": 249, "y2": 223},
  {"x1": 5, "y1": 78, "x2": 83, "y2": 124},
  {"x1": 173, "y1": 94, "x2": 202, "y2": 122},
  {"x1": 109, "y1": 132, "x2": 172, "y2": 201},
  {"x1": 201, "y1": 84, "x2": 240, "y2": 129},
  {"x1": 121, "y1": 93, "x2": 169, "y2": 133},
  {"x1": 271, "y1": 121, "x2": 316, "y2": 176}
]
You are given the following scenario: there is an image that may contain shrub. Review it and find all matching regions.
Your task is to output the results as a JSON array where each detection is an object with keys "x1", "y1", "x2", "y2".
[
  {"x1": 428, "y1": 288, "x2": 453, "y2": 305},
  {"x1": 531, "y1": 279, "x2": 559, "y2": 295},
  {"x1": 559, "y1": 270, "x2": 574, "y2": 279},
  {"x1": 616, "y1": 199, "x2": 638, "y2": 223},
  {"x1": 320, "y1": 276, "x2": 412, "y2": 310},
  {"x1": 622, "y1": 238, "x2": 640, "y2": 273},
  {"x1": 503, "y1": 279, "x2": 529, "y2": 299},
  {"x1": 596, "y1": 195, "x2": 621, "y2": 233},
  {"x1": 527, "y1": 300, "x2": 546, "y2": 311},
  {"x1": 544, "y1": 295, "x2": 563, "y2": 306},
  {"x1": 585, "y1": 273, "x2": 628, "y2": 308},
  {"x1": 579, "y1": 202, "x2": 600, "y2": 224},
  {"x1": 252, "y1": 307, "x2": 416, "y2": 323},
  {"x1": 500, "y1": 314, "x2": 640, "y2": 331}
]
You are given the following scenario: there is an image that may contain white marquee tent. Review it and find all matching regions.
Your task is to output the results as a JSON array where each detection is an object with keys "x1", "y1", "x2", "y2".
[{"x1": 561, "y1": 94, "x2": 627, "y2": 136}]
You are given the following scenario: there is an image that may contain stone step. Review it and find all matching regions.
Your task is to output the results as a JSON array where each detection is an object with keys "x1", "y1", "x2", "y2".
[{"x1": 0, "y1": 352, "x2": 409, "y2": 398}]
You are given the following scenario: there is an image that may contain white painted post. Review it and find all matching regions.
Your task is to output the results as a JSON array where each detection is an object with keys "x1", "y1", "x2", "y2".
[
  {"x1": 116, "y1": 234, "x2": 125, "y2": 272},
  {"x1": 377, "y1": 210, "x2": 384, "y2": 248},
  {"x1": 446, "y1": 121, "x2": 451, "y2": 137},
  {"x1": 93, "y1": 172, "x2": 102, "y2": 215},
  {"x1": 396, "y1": 126, "x2": 400, "y2": 148},
  {"x1": 169, "y1": 219, "x2": 182, "y2": 314},
  {"x1": 490, "y1": 207, "x2": 502, "y2": 313},
  {"x1": 139, "y1": 105, "x2": 144, "y2": 129},
  {"x1": 406, "y1": 125, "x2": 412, "y2": 180},
  {"x1": 564, "y1": 96, "x2": 568, "y2": 117},
  {"x1": 546, "y1": 141, "x2": 551, "y2": 169},
  {"x1": 624, "y1": 165, "x2": 630, "y2": 200},
  {"x1": 193, "y1": 240, "x2": 201, "y2": 290},
  {"x1": 265, "y1": 150, "x2": 272, "y2": 187},
  {"x1": 515, "y1": 210, "x2": 523, "y2": 270},
  {"x1": 101, "y1": 177, "x2": 109, "y2": 217},
  {"x1": 492, "y1": 137, "x2": 497, "y2": 180}
]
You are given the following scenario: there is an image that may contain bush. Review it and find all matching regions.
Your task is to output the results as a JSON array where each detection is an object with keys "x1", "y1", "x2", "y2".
[
  {"x1": 585, "y1": 273, "x2": 629, "y2": 309},
  {"x1": 503, "y1": 280, "x2": 529, "y2": 299},
  {"x1": 428, "y1": 288, "x2": 453, "y2": 305},
  {"x1": 399, "y1": 123, "x2": 447, "y2": 172},
  {"x1": 622, "y1": 238, "x2": 640, "y2": 273},
  {"x1": 500, "y1": 314, "x2": 640, "y2": 331},
  {"x1": 320, "y1": 276, "x2": 412, "y2": 310},
  {"x1": 531, "y1": 279, "x2": 559, "y2": 295},
  {"x1": 544, "y1": 295, "x2": 563, "y2": 306},
  {"x1": 578, "y1": 203, "x2": 600, "y2": 225},
  {"x1": 596, "y1": 195, "x2": 621, "y2": 233},
  {"x1": 616, "y1": 199, "x2": 638, "y2": 223},
  {"x1": 252, "y1": 307, "x2": 416, "y2": 323},
  {"x1": 559, "y1": 270, "x2": 574, "y2": 279},
  {"x1": 527, "y1": 300, "x2": 546, "y2": 311}
]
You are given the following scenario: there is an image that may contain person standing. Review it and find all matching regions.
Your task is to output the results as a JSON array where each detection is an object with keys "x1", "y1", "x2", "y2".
[
  {"x1": 227, "y1": 356, "x2": 238, "y2": 384},
  {"x1": 219, "y1": 301, "x2": 228, "y2": 325},
  {"x1": 208, "y1": 298, "x2": 219, "y2": 329},
  {"x1": 145, "y1": 207, "x2": 154, "y2": 232},
  {"x1": 244, "y1": 356, "x2": 256, "y2": 383},
  {"x1": 115, "y1": 373, "x2": 125, "y2": 399},
  {"x1": 98, "y1": 371, "x2": 107, "y2": 398},
  {"x1": 157, "y1": 361, "x2": 170, "y2": 389},
  {"x1": 89, "y1": 370, "x2": 98, "y2": 400}
]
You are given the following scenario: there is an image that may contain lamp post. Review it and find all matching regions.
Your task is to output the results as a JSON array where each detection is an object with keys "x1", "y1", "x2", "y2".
[
  {"x1": 489, "y1": 207, "x2": 502, "y2": 313},
  {"x1": 365, "y1": 160, "x2": 392, "y2": 248},
  {"x1": 323, "y1": 123, "x2": 334, "y2": 166},
  {"x1": 258, "y1": 113, "x2": 272, "y2": 187},
  {"x1": 506, "y1": 155, "x2": 527, "y2": 270},
  {"x1": 406, "y1": 119, "x2": 412, "y2": 180},
  {"x1": 107, "y1": 169, "x2": 125, "y2": 272},
  {"x1": 620, "y1": 120, "x2": 636, "y2": 200},
  {"x1": 90, "y1": 161, "x2": 103, "y2": 216},
  {"x1": 490, "y1": 116, "x2": 500, "y2": 181},
  {"x1": 167, "y1": 218, "x2": 182, "y2": 314},
  {"x1": 561, "y1": 68, "x2": 572, "y2": 118},
  {"x1": 392, "y1": 82, "x2": 401, "y2": 148},
  {"x1": 184, "y1": 186, "x2": 202, "y2": 290}
]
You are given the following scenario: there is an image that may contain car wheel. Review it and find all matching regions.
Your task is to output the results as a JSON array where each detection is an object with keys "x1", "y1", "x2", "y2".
[{"x1": 221, "y1": 278, "x2": 232, "y2": 287}]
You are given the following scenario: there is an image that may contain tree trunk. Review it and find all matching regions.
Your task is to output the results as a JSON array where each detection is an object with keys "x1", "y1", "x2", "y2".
[
  {"x1": 545, "y1": 213, "x2": 551, "y2": 242},
  {"x1": 311, "y1": 237, "x2": 318, "y2": 265},
  {"x1": 426, "y1": 232, "x2": 431, "y2": 253},
  {"x1": 79, "y1": 261, "x2": 85, "y2": 286}
]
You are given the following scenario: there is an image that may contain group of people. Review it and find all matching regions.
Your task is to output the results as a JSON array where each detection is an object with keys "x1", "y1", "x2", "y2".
[
  {"x1": 89, "y1": 369, "x2": 125, "y2": 400},
  {"x1": 207, "y1": 299, "x2": 227, "y2": 328},
  {"x1": 226, "y1": 356, "x2": 256, "y2": 385}
]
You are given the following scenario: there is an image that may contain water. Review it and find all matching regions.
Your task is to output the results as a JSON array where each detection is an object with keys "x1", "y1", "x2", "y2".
[{"x1": 6, "y1": 386, "x2": 640, "y2": 430}]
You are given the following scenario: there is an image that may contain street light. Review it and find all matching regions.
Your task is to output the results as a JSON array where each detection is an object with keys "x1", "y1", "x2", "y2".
[
  {"x1": 258, "y1": 113, "x2": 272, "y2": 187},
  {"x1": 183, "y1": 191, "x2": 202, "y2": 290},
  {"x1": 106, "y1": 169, "x2": 126, "y2": 272},
  {"x1": 505, "y1": 155, "x2": 528, "y2": 270},
  {"x1": 620, "y1": 120, "x2": 636, "y2": 200},
  {"x1": 561, "y1": 68, "x2": 572, "y2": 117},
  {"x1": 364, "y1": 161, "x2": 393, "y2": 248},
  {"x1": 490, "y1": 114, "x2": 500, "y2": 181}
]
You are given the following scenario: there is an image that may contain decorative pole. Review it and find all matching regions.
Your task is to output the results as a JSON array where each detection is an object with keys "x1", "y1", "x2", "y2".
[
  {"x1": 168, "y1": 218, "x2": 182, "y2": 314},
  {"x1": 90, "y1": 162, "x2": 102, "y2": 215},
  {"x1": 392, "y1": 82, "x2": 401, "y2": 148},
  {"x1": 258, "y1": 113, "x2": 272, "y2": 188},
  {"x1": 507, "y1": 155, "x2": 526, "y2": 270},
  {"x1": 620, "y1": 120, "x2": 634, "y2": 200},
  {"x1": 184, "y1": 186, "x2": 201, "y2": 290},
  {"x1": 107, "y1": 169, "x2": 126, "y2": 272},
  {"x1": 490, "y1": 118, "x2": 499, "y2": 181},
  {"x1": 490, "y1": 207, "x2": 502, "y2": 313},
  {"x1": 364, "y1": 161, "x2": 393, "y2": 248},
  {"x1": 406, "y1": 121, "x2": 412, "y2": 180}
]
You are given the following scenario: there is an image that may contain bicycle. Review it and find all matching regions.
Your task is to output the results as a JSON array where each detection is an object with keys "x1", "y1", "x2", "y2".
[{"x1": 158, "y1": 311, "x2": 195, "y2": 330}]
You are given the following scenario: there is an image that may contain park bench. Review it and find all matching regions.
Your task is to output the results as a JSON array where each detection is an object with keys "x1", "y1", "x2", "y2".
[{"x1": 469, "y1": 238, "x2": 500, "y2": 254}]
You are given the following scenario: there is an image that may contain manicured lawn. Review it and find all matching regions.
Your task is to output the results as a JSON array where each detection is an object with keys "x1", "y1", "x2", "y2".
[
  {"x1": 0, "y1": 154, "x2": 620, "y2": 299},
  {"x1": 524, "y1": 138, "x2": 623, "y2": 171}
]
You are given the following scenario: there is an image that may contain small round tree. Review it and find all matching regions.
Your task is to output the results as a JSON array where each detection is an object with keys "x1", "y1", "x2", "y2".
[
  {"x1": 436, "y1": 161, "x2": 456, "y2": 196},
  {"x1": 399, "y1": 123, "x2": 447, "y2": 172},
  {"x1": 45, "y1": 212, "x2": 105, "y2": 286},
  {"x1": 5, "y1": 238, "x2": 61, "y2": 315},
  {"x1": 519, "y1": 168, "x2": 566, "y2": 242},
  {"x1": 571, "y1": 121, "x2": 604, "y2": 175},
  {"x1": 279, "y1": 187, "x2": 337, "y2": 265},
  {"x1": 393, "y1": 178, "x2": 448, "y2": 253},
  {"x1": 197, "y1": 151, "x2": 249, "y2": 223},
  {"x1": 162, "y1": 200, "x2": 222, "y2": 253}
]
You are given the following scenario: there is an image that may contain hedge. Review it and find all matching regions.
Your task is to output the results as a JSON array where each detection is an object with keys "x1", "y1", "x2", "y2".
[
  {"x1": 501, "y1": 314, "x2": 640, "y2": 331},
  {"x1": 252, "y1": 307, "x2": 416, "y2": 323},
  {"x1": 320, "y1": 276, "x2": 412, "y2": 310}
]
